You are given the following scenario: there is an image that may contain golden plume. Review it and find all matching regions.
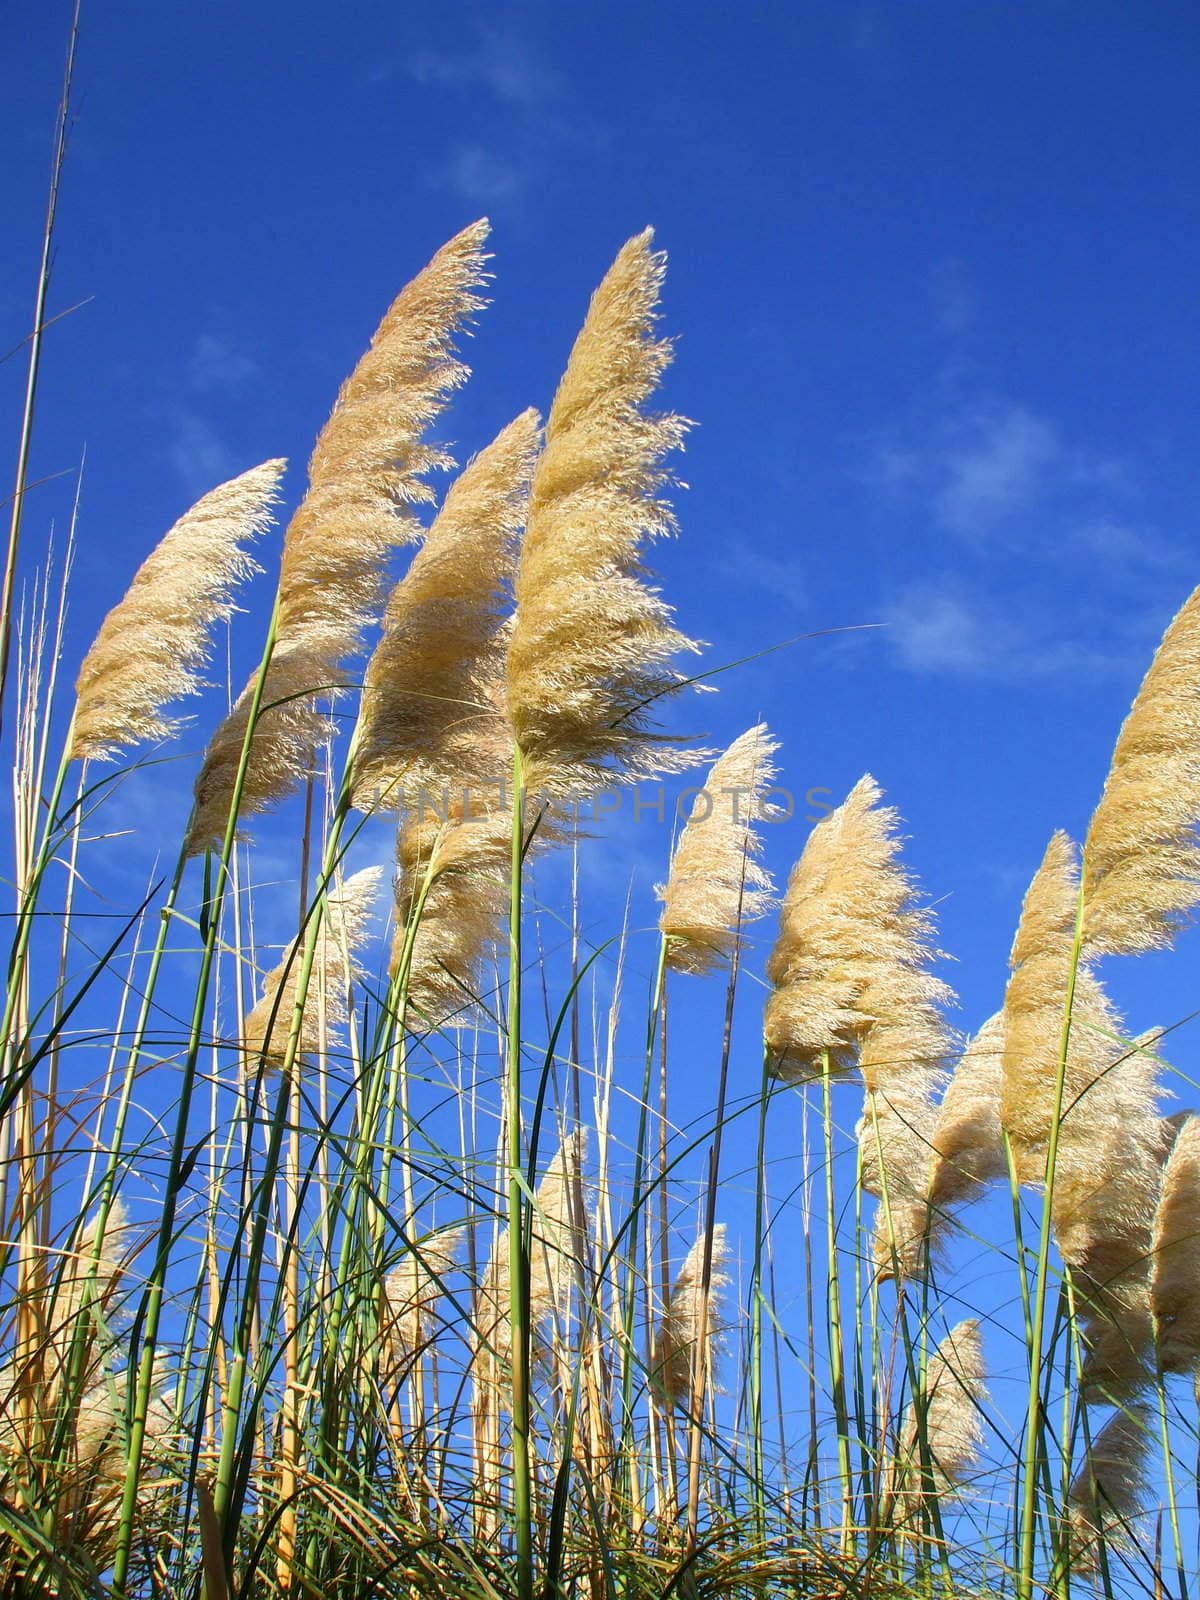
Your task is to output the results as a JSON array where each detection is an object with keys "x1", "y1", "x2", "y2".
[
  {"x1": 1084, "y1": 584, "x2": 1200, "y2": 955},
  {"x1": 1067, "y1": 1403, "x2": 1152, "y2": 1569},
  {"x1": 1000, "y1": 833, "x2": 1167, "y2": 1395},
  {"x1": 651, "y1": 1224, "x2": 731, "y2": 1412},
  {"x1": 764, "y1": 775, "x2": 955, "y2": 1085},
  {"x1": 243, "y1": 867, "x2": 381, "y2": 1066},
  {"x1": 658, "y1": 723, "x2": 779, "y2": 976},
  {"x1": 390, "y1": 808, "x2": 511, "y2": 1030},
  {"x1": 353, "y1": 410, "x2": 541, "y2": 811},
  {"x1": 475, "y1": 1129, "x2": 588, "y2": 1373},
  {"x1": 0, "y1": 1205, "x2": 172, "y2": 1578},
  {"x1": 928, "y1": 1013, "x2": 1008, "y2": 1216},
  {"x1": 71, "y1": 460, "x2": 284, "y2": 761},
  {"x1": 505, "y1": 229, "x2": 699, "y2": 800},
  {"x1": 383, "y1": 1227, "x2": 463, "y2": 1370},
  {"x1": 893, "y1": 1320, "x2": 986, "y2": 1521},
  {"x1": 1151, "y1": 1113, "x2": 1200, "y2": 1374},
  {"x1": 187, "y1": 222, "x2": 490, "y2": 853}
]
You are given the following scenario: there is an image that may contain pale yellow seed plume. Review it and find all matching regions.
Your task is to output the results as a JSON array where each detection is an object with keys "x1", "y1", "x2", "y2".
[
  {"x1": 999, "y1": 831, "x2": 1085, "y2": 1174},
  {"x1": 658, "y1": 723, "x2": 780, "y2": 976},
  {"x1": 895, "y1": 1319, "x2": 986, "y2": 1520},
  {"x1": 243, "y1": 867, "x2": 382, "y2": 1066},
  {"x1": 1084, "y1": 584, "x2": 1200, "y2": 955},
  {"x1": 384, "y1": 1228, "x2": 462, "y2": 1367},
  {"x1": 764, "y1": 775, "x2": 955, "y2": 1086},
  {"x1": 54, "y1": 1199, "x2": 134, "y2": 1333},
  {"x1": 390, "y1": 807, "x2": 512, "y2": 1030},
  {"x1": 1151, "y1": 1113, "x2": 1200, "y2": 1374},
  {"x1": 476, "y1": 1130, "x2": 588, "y2": 1373},
  {"x1": 186, "y1": 222, "x2": 490, "y2": 854},
  {"x1": 506, "y1": 229, "x2": 700, "y2": 800},
  {"x1": 1001, "y1": 834, "x2": 1167, "y2": 1395},
  {"x1": 928, "y1": 1013, "x2": 1008, "y2": 1216},
  {"x1": 353, "y1": 409, "x2": 541, "y2": 811},
  {"x1": 878, "y1": 1015, "x2": 1008, "y2": 1281},
  {"x1": 1067, "y1": 1403, "x2": 1152, "y2": 1570},
  {"x1": 651, "y1": 1223, "x2": 731, "y2": 1411},
  {"x1": 71, "y1": 460, "x2": 284, "y2": 761}
]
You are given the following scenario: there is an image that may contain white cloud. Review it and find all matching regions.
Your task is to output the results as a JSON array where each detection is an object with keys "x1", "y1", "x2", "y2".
[
  {"x1": 188, "y1": 333, "x2": 260, "y2": 393},
  {"x1": 882, "y1": 578, "x2": 1122, "y2": 684},
  {"x1": 407, "y1": 26, "x2": 563, "y2": 109},
  {"x1": 167, "y1": 408, "x2": 237, "y2": 496},
  {"x1": 715, "y1": 539, "x2": 805, "y2": 609},
  {"x1": 933, "y1": 406, "x2": 1061, "y2": 534},
  {"x1": 438, "y1": 144, "x2": 527, "y2": 205}
]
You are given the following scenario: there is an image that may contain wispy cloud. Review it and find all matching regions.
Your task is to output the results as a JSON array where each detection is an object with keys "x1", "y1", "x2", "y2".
[
  {"x1": 188, "y1": 332, "x2": 260, "y2": 393},
  {"x1": 882, "y1": 576, "x2": 1147, "y2": 685},
  {"x1": 166, "y1": 408, "x2": 238, "y2": 496},
  {"x1": 436, "y1": 144, "x2": 527, "y2": 205},
  {"x1": 714, "y1": 538, "x2": 805, "y2": 609},
  {"x1": 406, "y1": 25, "x2": 564, "y2": 109}
]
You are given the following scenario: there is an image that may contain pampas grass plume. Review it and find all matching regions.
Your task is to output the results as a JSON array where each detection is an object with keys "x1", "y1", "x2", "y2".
[
  {"x1": 1151, "y1": 1112, "x2": 1200, "y2": 1374},
  {"x1": 187, "y1": 222, "x2": 490, "y2": 852},
  {"x1": 658, "y1": 723, "x2": 779, "y2": 975},
  {"x1": 1084, "y1": 584, "x2": 1200, "y2": 955},
  {"x1": 353, "y1": 408, "x2": 540, "y2": 811},
  {"x1": 243, "y1": 866, "x2": 381, "y2": 1066},
  {"x1": 71, "y1": 460, "x2": 284, "y2": 761},
  {"x1": 505, "y1": 228, "x2": 699, "y2": 799},
  {"x1": 764, "y1": 774, "x2": 954, "y2": 1085},
  {"x1": 651, "y1": 1223, "x2": 730, "y2": 1411}
]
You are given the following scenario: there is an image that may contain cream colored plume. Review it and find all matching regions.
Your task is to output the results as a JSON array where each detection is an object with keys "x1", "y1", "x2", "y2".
[
  {"x1": 764, "y1": 775, "x2": 955, "y2": 1086},
  {"x1": 243, "y1": 867, "x2": 381, "y2": 1065},
  {"x1": 1151, "y1": 1113, "x2": 1200, "y2": 1374},
  {"x1": 51, "y1": 1199, "x2": 137, "y2": 1358},
  {"x1": 651, "y1": 1224, "x2": 731, "y2": 1412},
  {"x1": 658, "y1": 723, "x2": 779, "y2": 975},
  {"x1": 186, "y1": 222, "x2": 490, "y2": 853},
  {"x1": 1084, "y1": 584, "x2": 1200, "y2": 955},
  {"x1": 71, "y1": 460, "x2": 284, "y2": 761},
  {"x1": 475, "y1": 1129, "x2": 588, "y2": 1372},
  {"x1": 928, "y1": 1014, "x2": 1007, "y2": 1216},
  {"x1": 894, "y1": 1320, "x2": 986, "y2": 1519},
  {"x1": 353, "y1": 410, "x2": 541, "y2": 811},
  {"x1": 1001, "y1": 833, "x2": 1167, "y2": 1396},
  {"x1": 505, "y1": 229, "x2": 699, "y2": 800},
  {"x1": 390, "y1": 807, "x2": 511, "y2": 1030},
  {"x1": 384, "y1": 1228, "x2": 462, "y2": 1367},
  {"x1": 1067, "y1": 1404, "x2": 1152, "y2": 1568}
]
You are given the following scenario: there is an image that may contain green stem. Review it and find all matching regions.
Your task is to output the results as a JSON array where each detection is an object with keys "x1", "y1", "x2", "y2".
[
  {"x1": 506, "y1": 745, "x2": 534, "y2": 1600},
  {"x1": 1016, "y1": 878, "x2": 1087, "y2": 1600}
]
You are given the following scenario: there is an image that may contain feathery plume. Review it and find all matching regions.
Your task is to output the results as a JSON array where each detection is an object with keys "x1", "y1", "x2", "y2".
[
  {"x1": 1084, "y1": 585, "x2": 1200, "y2": 955},
  {"x1": 928, "y1": 1013, "x2": 1008, "y2": 1216},
  {"x1": 243, "y1": 867, "x2": 381, "y2": 1065},
  {"x1": 353, "y1": 410, "x2": 540, "y2": 811},
  {"x1": 658, "y1": 723, "x2": 779, "y2": 975},
  {"x1": 505, "y1": 229, "x2": 699, "y2": 800},
  {"x1": 390, "y1": 808, "x2": 512, "y2": 1029},
  {"x1": 764, "y1": 775, "x2": 955, "y2": 1085},
  {"x1": 894, "y1": 1320, "x2": 986, "y2": 1519},
  {"x1": 51, "y1": 1200, "x2": 137, "y2": 1360},
  {"x1": 384, "y1": 1228, "x2": 462, "y2": 1368},
  {"x1": 476, "y1": 1130, "x2": 588, "y2": 1371},
  {"x1": 1001, "y1": 833, "x2": 1167, "y2": 1395},
  {"x1": 1067, "y1": 1404, "x2": 1152, "y2": 1569},
  {"x1": 71, "y1": 460, "x2": 284, "y2": 761},
  {"x1": 186, "y1": 222, "x2": 490, "y2": 853},
  {"x1": 1151, "y1": 1113, "x2": 1200, "y2": 1374},
  {"x1": 651, "y1": 1224, "x2": 731, "y2": 1411}
]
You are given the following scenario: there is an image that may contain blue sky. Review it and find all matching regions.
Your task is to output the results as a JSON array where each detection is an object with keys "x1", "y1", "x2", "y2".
[
  {"x1": 5, "y1": 3, "x2": 1198, "y2": 1043},
  {"x1": 4, "y1": 6, "x2": 1200, "y2": 1556}
]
